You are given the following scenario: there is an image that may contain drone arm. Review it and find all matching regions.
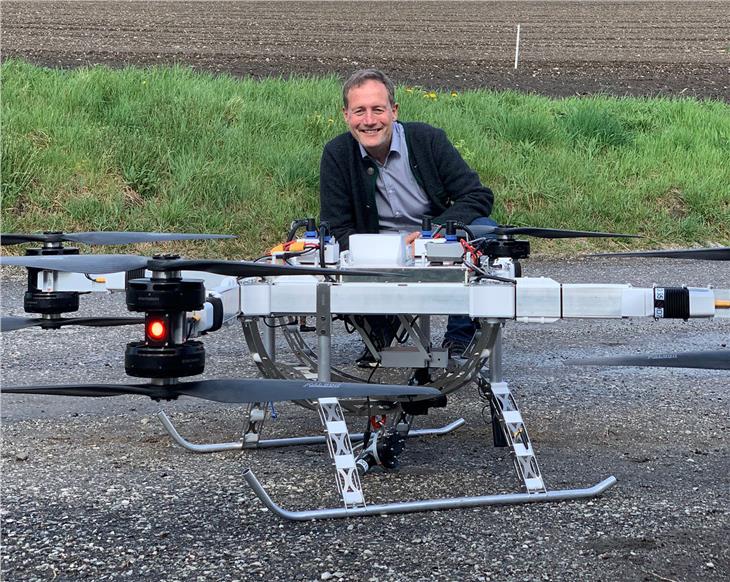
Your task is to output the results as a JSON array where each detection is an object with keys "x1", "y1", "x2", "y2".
[
  {"x1": 239, "y1": 276, "x2": 726, "y2": 322},
  {"x1": 30, "y1": 270, "x2": 129, "y2": 293},
  {"x1": 511, "y1": 281, "x2": 719, "y2": 322},
  {"x1": 42, "y1": 269, "x2": 247, "y2": 294},
  {"x1": 713, "y1": 289, "x2": 730, "y2": 319},
  {"x1": 189, "y1": 276, "x2": 242, "y2": 335},
  {"x1": 560, "y1": 285, "x2": 718, "y2": 320}
]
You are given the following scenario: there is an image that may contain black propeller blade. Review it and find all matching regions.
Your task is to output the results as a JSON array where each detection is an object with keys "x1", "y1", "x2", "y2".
[
  {"x1": 1, "y1": 378, "x2": 442, "y2": 403},
  {"x1": 1, "y1": 316, "x2": 144, "y2": 333},
  {"x1": 591, "y1": 247, "x2": 730, "y2": 261},
  {"x1": 565, "y1": 350, "x2": 730, "y2": 371},
  {"x1": 469, "y1": 225, "x2": 641, "y2": 240},
  {"x1": 0, "y1": 254, "x2": 395, "y2": 278},
  {"x1": 144, "y1": 258, "x2": 384, "y2": 278},
  {"x1": 0, "y1": 254, "x2": 150, "y2": 273},
  {"x1": 0, "y1": 231, "x2": 236, "y2": 246}
]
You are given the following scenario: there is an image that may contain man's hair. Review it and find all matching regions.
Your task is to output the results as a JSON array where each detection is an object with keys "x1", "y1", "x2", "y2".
[{"x1": 342, "y1": 69, "x2": 396, "y2": 108}]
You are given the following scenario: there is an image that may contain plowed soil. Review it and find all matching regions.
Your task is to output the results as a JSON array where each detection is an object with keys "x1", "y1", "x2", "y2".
[{"x1": 2, "y1": 0, "x2": 729, "y2": 100}]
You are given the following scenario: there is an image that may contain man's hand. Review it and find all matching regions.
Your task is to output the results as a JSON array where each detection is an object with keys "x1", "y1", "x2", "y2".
[{"x1": 405, "y1": 231, "x2": 421, "y2": 258}]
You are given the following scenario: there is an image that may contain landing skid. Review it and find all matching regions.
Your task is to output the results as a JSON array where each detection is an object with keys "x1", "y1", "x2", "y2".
[
  {"x1": 242, "y1": 379, "x2": 617, "y2": 521},
  {"x1": 241, "y1": 324, "x2": 617, "y2": 520},
  {"x1": 243, "y1": 470, "x2": 617, "y2": 520},
  {"x1": 156, "y1": 410, "x2": 465, "y2": 453},
  {"x1": 243, "y1": 293, "x2": 615, "y2": 520},
  {"x1": 242, "y1": 285, "x2": 616, "y2": 519}
]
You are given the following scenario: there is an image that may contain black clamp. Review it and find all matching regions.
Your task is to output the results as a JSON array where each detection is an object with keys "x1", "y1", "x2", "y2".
[{"x1": 654, "y1": 287, "x2": 690, "y2": 320}]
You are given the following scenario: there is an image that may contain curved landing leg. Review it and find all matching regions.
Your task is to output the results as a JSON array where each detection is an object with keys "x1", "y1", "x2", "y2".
[
  {"x1": 240, "y1": 316, "x2": 503, "y2": 414},
  {"x1": 243, "y1": 470, "x2": 618, "y2": 521},
  {"x1": 157, "y1": 410, "x2": 465, "y2": 453}
]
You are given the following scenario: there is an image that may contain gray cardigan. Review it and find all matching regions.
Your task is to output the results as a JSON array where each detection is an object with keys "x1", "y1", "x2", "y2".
[{"x1": 319, "y1": 121, "x2": 494, "y2": 250}]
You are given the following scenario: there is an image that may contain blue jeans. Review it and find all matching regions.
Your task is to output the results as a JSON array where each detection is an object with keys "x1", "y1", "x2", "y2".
[
  {"x1": 359, "y1": 216, "x2": 498, "y2": 352},
  {"x1": 444, "y1": 216, "x2": 499, "y2": 346}
]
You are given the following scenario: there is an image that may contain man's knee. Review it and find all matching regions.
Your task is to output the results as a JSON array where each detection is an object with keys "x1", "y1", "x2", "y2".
[{"x1": 470, "y1": 216, "x2": 498, "y2": 227}]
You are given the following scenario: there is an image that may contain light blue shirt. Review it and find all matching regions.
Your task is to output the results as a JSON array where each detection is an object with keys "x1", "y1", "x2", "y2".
[{"x1": 359, "y1": 122, "x2": 431, "y2": 233}]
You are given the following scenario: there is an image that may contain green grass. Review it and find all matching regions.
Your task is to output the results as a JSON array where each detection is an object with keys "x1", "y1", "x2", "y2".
[{"x1": 2, "y1": 59, "x2": 728, "y2": 258}]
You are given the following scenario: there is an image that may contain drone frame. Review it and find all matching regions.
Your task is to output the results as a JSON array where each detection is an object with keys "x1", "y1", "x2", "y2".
[{"x1": 2, "y1": 228, "x2": 728, "y2": 520}]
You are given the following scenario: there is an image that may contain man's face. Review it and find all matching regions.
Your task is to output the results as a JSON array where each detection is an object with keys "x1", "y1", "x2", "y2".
[{"x1": 343, "y1": 79, "x2": 398, "y2": 158}]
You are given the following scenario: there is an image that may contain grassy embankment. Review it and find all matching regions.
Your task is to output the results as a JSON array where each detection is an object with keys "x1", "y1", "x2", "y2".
[{"x1": 2, "y1": 59, "x2": 728, "y2": 258}]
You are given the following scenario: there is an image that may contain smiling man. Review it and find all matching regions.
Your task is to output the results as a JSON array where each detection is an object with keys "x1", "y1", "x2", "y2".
[
  {"x1": 319, "y1": 68, "x2": 496, "y2": 363},
  {"x1": 320, "y1": 68, "x2": 494, "y2": 252}
]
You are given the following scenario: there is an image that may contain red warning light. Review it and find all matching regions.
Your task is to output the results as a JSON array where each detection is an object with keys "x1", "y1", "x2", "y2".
[{"x1": 146, "y1": 318, "x2": 167, "y2": 342}]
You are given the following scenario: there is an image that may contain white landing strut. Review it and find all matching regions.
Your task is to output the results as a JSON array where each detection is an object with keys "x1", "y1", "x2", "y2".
[
  {"x1": 243, "y1": 470, "x2": 616, "y2": 521},
  {"x1": 242, "y1": 287, "x2": 617, "y2": 520}
]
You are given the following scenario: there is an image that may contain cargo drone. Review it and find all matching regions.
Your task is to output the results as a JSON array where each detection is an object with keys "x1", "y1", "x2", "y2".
[{"x1": 1, "y1": 224, "x2": 728, "y2": 520}]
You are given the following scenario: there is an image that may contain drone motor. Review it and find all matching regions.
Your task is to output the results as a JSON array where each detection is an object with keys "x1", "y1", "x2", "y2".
[
  {"x1": 124, "y1": 256, "x2": 207, "y2": 379},
  {"x1": 24, "y1": 238, "x2": 82, "y2": 316},
  {"x1": 476, "y1": 238, "x2": 531, "y2": 261}
]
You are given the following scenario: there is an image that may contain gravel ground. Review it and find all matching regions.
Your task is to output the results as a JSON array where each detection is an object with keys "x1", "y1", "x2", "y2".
[{"x1": 2, "y1": 258, "x2": 728, "y2": 581}]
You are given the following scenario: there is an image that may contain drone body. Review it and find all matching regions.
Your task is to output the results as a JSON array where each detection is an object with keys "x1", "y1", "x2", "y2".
[{"x1": 1, "y1": 224, "x2": 727, "y2": 519}]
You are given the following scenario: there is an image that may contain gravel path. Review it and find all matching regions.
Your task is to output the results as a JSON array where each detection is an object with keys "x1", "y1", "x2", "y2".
[{"x1": 2, "y1": 258, "x2": 728, "y2": 581}]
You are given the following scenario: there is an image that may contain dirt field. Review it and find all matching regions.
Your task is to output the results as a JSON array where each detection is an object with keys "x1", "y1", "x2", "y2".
[{"x1": 2, "y1": 1, "x2": 729, "y2": 100}]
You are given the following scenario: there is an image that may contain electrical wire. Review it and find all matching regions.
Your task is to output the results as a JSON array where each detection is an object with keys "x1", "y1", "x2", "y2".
[
  {"x1": 463, "y1": 257, "x2": 516, "y2": 284},
  {"x1": 366, "y1": 361, "x2": 380, "y2": 383},
  {"x1": 462, "y1": 257, "x2": 488, "y2": 276},
  {"x1": 476, "y1": 380, "x2": 494, "y2": 426},
  {"x1": 262, "y1": 317, "x2": 292, "y2": 329},
  {"x1": 286, "y1": 219, "x2": 308, "y2": 243},
  {"x1": 454, "y1": 222, "x2": 476, "y2": 240},
  {"x1": 282, "y1": 246, "x2": 320, "y2": 265},
  {"x1": 343, "y1": 317, "x2": 357, "y2": 334}
]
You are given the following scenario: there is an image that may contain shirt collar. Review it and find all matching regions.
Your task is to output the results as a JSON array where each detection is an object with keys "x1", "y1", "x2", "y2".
[{"x1": 359, "y1": 121, "x2": 403, "y2": 160}]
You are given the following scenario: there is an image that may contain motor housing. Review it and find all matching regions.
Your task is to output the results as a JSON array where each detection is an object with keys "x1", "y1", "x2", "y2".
[
  {"x1": 24, "y1": 246, "x2": 81, "y2": 314},
  {"x1": 125, "y1": 275, "x2": 207, "y2": 378}
]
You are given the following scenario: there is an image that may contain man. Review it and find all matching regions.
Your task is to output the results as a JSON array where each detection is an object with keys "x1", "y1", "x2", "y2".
[{"x1": 319, "y1": 68, "x2": 496, "y2": 364}]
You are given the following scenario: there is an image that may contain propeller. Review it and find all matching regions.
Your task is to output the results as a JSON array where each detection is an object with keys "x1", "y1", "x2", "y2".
[
  {"x1": 0, "y1": 231, "x2": 236, "y2": 246},
  {"x1": 1, "y1": 378, "x2": 442, "y2": 403},
  {"x1": 0, "y1": 254, "x2": 149, "y2": 273},
  {"x1": 469, "y1": 225, "x2": 641, "y2": 240},
  {"x1": 0, "y1": 254, "x2": 396, "y2": 278},
  {"x1": 565, "y1": 350, "x2": 729, "y2": 371},
  {"x1": 590, "y1": 247, "x2": 730, "y2": 261},
  {"x1": 1, "y1": 316, "x2": 144, "y2": 333}
]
